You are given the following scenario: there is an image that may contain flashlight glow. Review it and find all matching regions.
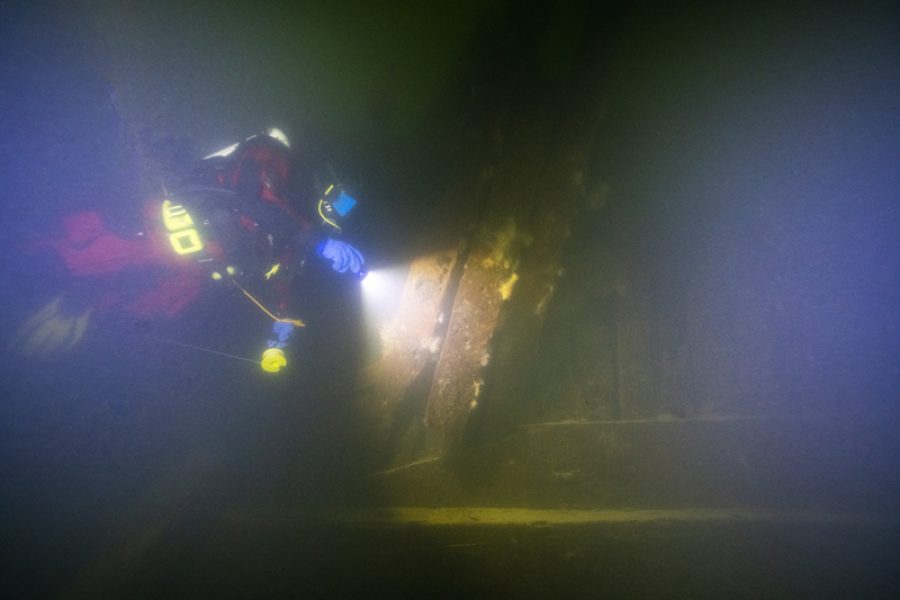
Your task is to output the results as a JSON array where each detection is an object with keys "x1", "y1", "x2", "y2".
[
  {"x1": 361, "y1": 267, "x2": 407, "y2": 324},
  {"x1": 359, "y1": 266, "x2": 409, "y2": 363}
]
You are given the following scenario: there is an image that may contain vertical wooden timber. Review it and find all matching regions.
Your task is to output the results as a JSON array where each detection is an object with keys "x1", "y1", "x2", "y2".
[{"x1": 423, "y1": 4, "x2": 617, "y2": 450}]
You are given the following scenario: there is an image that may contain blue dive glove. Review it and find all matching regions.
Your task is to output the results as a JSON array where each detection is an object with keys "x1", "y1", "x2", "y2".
[
  {"x1": 267, "y1": 320, "x2": 295, "y2": 349},
  {"x1": 316, "y1": 238, "x2": 365, "y2": 275}
]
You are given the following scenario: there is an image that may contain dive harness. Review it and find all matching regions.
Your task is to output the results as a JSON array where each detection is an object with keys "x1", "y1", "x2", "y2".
[{"x1": 160, "y1": 197, "x2": 304, "y2": 373}]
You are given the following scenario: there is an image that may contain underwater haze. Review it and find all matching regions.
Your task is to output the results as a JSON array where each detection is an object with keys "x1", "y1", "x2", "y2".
[{"x1": 1, "y1": 1, "x2": 899, "y2": 598}]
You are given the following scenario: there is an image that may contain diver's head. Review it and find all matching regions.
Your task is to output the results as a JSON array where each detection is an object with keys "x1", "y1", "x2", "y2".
[{"x1": 316, "y1": 184, "x2": 357, "y2": 233}]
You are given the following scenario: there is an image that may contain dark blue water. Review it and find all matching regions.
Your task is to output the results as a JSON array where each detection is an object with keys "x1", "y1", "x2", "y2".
[{"x1": 0, "y1": 5, "x2": 363, "y2": 595}]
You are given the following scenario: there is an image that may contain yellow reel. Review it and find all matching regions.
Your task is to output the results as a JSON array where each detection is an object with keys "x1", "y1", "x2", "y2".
[{"x1": 260, "y1": 348, "x2": 288, "y2": 373}]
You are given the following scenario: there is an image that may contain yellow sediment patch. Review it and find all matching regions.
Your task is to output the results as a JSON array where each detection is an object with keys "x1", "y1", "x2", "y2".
[
  {"x1": 498, "y1": 272, "x2": 519, "y2": 300},
  {"x1": 225, "y1": 506, "x2": 896, "y2": 527}
]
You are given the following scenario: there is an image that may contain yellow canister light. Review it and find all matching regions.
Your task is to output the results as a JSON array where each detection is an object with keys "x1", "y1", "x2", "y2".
[
  {"x1": 161, "y1": 199, "x2": 204, "y2": 256},
  {"x1": 162, "y1": 200, "x2": 194, "y2": 230},
  {"x1": 168, "y1": 229, "x2": 203, "y2": 255}
]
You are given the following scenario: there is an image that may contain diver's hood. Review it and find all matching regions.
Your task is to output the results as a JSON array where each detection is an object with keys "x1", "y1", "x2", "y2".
[{"x1": 203, "y1": 127, "x2": 291, "y2": 160}]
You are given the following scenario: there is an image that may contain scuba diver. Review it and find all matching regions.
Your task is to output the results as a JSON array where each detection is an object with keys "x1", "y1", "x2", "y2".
[
  {"x1": 13, "y1": 128, "x2": 366, "y2": 374},
  {"x1": 170, "y1": 127, "x2": 366, "y2": 371}
]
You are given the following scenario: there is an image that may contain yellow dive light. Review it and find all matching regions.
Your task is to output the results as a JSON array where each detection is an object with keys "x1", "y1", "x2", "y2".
[{"x1": 261, "y1": 347, "x2": 288, "y2": 373}]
